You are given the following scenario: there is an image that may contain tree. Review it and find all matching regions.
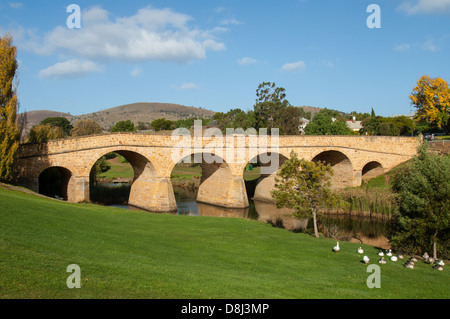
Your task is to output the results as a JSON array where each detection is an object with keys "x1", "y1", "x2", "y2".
[
  {"x1": 0, "y1": 35, "x2": 20, "y2": 182},
  {"x1": 40, "y1": 117, "x2": 73, "y2": 136},
  {"x1": 151, "y1": 118, "x2": 176, "y2": 131},
  {"x1": 110, "y1": 120, "x2": 136, "y2": 132},
  {"x1": 27, "y1": 124, "x2": 64, "y2": 143},
  {"x1": 212, "y1": 108, "x2": 255, "y2": 132},
  {"x1": 361, "y1": 115, "x2": 415, "y2": 136},
  {"x1": 410, "y1": 75, "x2": 450, "y2": 134},
  {"x1": 278, "y1": 106, "x2": 303, "y2": 135},
  {"x1": 390, "y1": 144, "x2": 449, "y2": 259},
  {"x1": 253, "y1": 82, "x2": 290, "y2": 132},
  {"x1": 271, "y1": 151, "x2": 342, "y2": 238},
  {"x1": 304, "y1": 109, "x2": 353, "y2": 135},
  {"x1": 71, "y1": 119, "x2": 103, "y2": 136}
]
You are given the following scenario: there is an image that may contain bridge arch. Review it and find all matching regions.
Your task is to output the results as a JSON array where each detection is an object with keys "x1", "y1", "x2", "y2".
[
  {"x1": 311, "y1": 150, "x2": 354, "y2": 189},
  {"x1": 249, "y1": 152, "x2": 289, "y2": 202},
  {"x1": 38, "y1": 166, "x2": 73, "y2": 201},
  {"x1": 170, "y1": 151, "x2": 249, "y2": 208},
  {"x1": 87, "y1": 149, "x2": 176, "y2": 212},
  {"x1": 361, "y1": 161, "x2": 384, "y2": 182}
]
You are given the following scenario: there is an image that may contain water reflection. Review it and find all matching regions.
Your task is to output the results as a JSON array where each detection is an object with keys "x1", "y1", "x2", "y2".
[{"x1": 108, "y1": 186, "x2": 390, "y2": 248}]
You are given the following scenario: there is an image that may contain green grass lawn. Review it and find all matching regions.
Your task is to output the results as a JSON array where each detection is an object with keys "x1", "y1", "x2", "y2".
[{"x1": 0, "y1": 185, "x2": 448, "y2": 299}]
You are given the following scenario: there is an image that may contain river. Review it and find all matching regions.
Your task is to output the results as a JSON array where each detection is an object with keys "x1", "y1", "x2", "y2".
[{"x1": 108, "y1": 186, "x2": 391, "y2": 249}]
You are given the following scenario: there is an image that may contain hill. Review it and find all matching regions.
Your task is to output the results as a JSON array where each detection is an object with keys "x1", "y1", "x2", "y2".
[
  {"x1": 21, "y1": 110, "x2": 72, "y2": 133},
  {"x1": 21, "y1": 102, "x2": 216, "y2": 132}
]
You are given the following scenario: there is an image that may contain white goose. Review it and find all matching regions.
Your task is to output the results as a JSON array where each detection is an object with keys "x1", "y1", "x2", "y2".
[
  {"x1": 332, "y1": 242, "x2": 340, "y2": 253},
  {"x1": 433, "y1": 264, "x2": 444, "y2": 271},
  {"x1": 377, "y1": 250, "x2": 384, "y2": 257},
  {"x1": 404, "y1": 261, "x2": 415, "y2": 269},
  {"x1": 422, "y1": 252, "x2": 429, "y2": 261},
  {"x1": 378, "y1": 257, "x2": 386, "y2": 264},
  {"x1": 386, "y1": 249, "x2": 393, "y2": 257},
  {"x1": 390, "y1": 255, "x2": 398, "y2": 262},
  {"x1": 436, "y1": 259, "x2": 445, "y2": 267},
  {"x1": 357, "y1": 247, "x2": 364, "y2": 254},
  {"x1": 363, "y1": 255, "x2": 370, "y2": 264}
]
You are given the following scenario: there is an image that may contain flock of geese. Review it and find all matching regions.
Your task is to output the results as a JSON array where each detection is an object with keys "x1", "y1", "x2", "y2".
[{"x1": 332, "y1": 242, "x2": 445, "y2": 271}]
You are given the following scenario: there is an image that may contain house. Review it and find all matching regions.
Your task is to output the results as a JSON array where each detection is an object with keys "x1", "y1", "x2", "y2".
[
  {"x1": 298, "y1": 117, "x2": 310, "y2": 133},
  {"x1": 346, "y1": 117, "x2": 363, "y2": 132}
]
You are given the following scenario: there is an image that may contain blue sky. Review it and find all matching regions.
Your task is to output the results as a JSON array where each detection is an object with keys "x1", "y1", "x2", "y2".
[{"x1": 1, "y1": 0, "x2": 450, "y2": 117}]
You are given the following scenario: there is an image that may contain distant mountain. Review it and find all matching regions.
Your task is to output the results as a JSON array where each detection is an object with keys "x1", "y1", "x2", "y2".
[
  {"x1": 21, "y1": 103, "x2": 333, "y2": 134},
  {"x1": 69, "y1": 102, "x2": 216, "y2": 130},
  {"x1": 295, "y1": 106, "x2": 323, "y2": 117},
  {"x1": 22, "y1": 110, "x2": 72, "y2": 133},
  {"x1": 22, "y1": 102, "x2": 216, "y2": 132}
]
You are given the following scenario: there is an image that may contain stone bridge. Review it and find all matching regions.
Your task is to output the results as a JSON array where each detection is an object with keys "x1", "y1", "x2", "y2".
[{"x1": 15, "y1": 133, "x2": 421, "y2": 212}]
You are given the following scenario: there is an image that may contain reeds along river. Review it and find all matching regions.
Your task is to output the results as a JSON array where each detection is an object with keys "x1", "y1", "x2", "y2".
[{"x1": 106, "y1": 185, "x2": 392, "y2": 250}]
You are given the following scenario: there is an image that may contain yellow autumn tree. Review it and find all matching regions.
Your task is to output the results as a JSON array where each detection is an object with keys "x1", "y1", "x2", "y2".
[
  {"x1": 410, "y1": 75, "x2": 450, "y2": 133},
  {"x1": 0, "y1": 34, "x2": 20, "y2": 182}
]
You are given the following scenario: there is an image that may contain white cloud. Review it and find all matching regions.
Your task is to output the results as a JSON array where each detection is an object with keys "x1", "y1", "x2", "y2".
[
  {"x1": 131, "y1": 67, "x2": 142, "y2": 77},
  {"x1": 322, "y1": 60, "x2": 334, "y2": 68},
  {"x1": 38, "y1": 59, "x2": 101, "y2": 79},
  {"x1": 8, "y1": 2, "x2": 23, "y2": 9},
  {"x1": 393, "y1": 43, "x2": 411, "y2": 51},
  {"x1": 238, "y1": 57, "x2": 258, "y2": 65},
  {"x1": 177, "y1": 82, "x2": 199, "y2": 90},
  {"x1": 220, "y1": 18, "x2": 243, "y2": 25},
  {"x1": 421, "y1": 39, "x2": 438, "y2": 51},
  {"x1": 17, "y1": 6, "x2": 226, "y2": 64},
  {"x1": 397, "y1": 0, "x2": 450, "y2": 15},
  {"x1": 281, "y1": 60, "x2": 306, "y2": 72},
  {"x1": 214, "y1": 7, "x2": 226, "y2": 14}
]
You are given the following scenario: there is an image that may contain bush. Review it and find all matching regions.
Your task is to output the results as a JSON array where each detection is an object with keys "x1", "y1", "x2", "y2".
[{"x1": 389, "y1": 144, "x2": 450, "y2": 259}]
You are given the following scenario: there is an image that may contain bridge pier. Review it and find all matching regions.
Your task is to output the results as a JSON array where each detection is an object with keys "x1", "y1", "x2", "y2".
[
  {"x1": 65, "y1": 175, "x2": 90, "y2": 203},
  {"x1": 253, "y1": 173, "x2": 277, "y2": 203},
  {"x1": 128, "y1": 177, "x2": 177, "y2": 212},
  {"x1": 197, "y1": 162, "x2": 249, "y2": 208},
  {"x1": 197, "y1": 176, "x2": 249, "y2": 208}
]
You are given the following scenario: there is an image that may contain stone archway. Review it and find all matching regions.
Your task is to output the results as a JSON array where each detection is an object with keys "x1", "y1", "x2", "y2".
[
  {"x1": 312, "y1": 150, "x2": 354, "y2": 189},
  {"x1": 252, "y1": 152, "x2": 289, "y2": 202},
  {"x1": 362, "y1": 161, "x2": 384, "y2": 182},
  {"x1": 38, "y1": 166, "x2": 73, "y2": 201},
  {"x1": 170, "y1": 152, "x2": 248, "y2": 208},
  {"x1": 89, "y1": 150, "x2": 176, "y2": 212}
]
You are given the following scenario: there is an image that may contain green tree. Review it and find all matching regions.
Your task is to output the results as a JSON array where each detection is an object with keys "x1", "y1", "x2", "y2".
[
  {"x1": 0, "y1": 35, "x2": 20, "y2": 182},
  {"x1": 27, "y1": 124, "x2": 64, "y2": 143},
  {"x1": 361, "y1": 115, "x2": 415, "y2": 136},
  {"x1": 110, "y1": 120, "x2": 136, "y2": 132},
  {"x1": 151, "y1": 118, "x2": 176, "y2": 131},
  {"x1": 390, "y1": 144, "x2": 450, "y2": 259},
  {"x1": 40, "y1": 117, "x2": 73, "y2": 136},
  {"x1": 212, "y1": 108, "x2": 255, "y2": 132},
  {"x1": 278, "y1": 106, "x2": 303, "y2": 135},
  {"x1": 304, "y1": 109, "x2": 353, "y2": 135},
  {"x1": 271, "y1": 151, "x2": 342, "y2": 238},
  {"x1": 253, "y1": 82, "x2": 290, "y2": 133},
  {"x1": 71, "y1": 119, "x2": 103, "y2": 136}
]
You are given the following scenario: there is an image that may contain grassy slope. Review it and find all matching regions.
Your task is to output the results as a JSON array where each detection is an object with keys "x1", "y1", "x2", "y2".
[{"x1": 0, "y1": 186, "x2": 448, "y2": 299}]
